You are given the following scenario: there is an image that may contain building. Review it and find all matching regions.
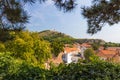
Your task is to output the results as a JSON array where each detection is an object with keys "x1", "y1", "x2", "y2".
[
  {"x1": 97, "y1": 50, "x2": 116, "y2": 60},
  {"x1": 80, "y1": 43, "x2": 92, "y2": 59},
  {"x1": 97, "y1": 49, "x2": 120, "y2": 62},
  {"x1": 62, "y1": 47, "x2": 81, "y2": 64}
]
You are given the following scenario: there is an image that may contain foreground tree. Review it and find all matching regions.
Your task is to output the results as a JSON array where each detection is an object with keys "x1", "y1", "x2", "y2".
[
  {"x1": 0, "y1": 0, "x2": 119, "y2": 33},
  {"x1": 0, "y1": 0, "x2": 76, "y2": 31},
  {"x1": 5, "y1": 31, "x2": 52, "y2": 67},
  {"x1": 82, "y1": 0, "x2": 120, "y2": 34}
]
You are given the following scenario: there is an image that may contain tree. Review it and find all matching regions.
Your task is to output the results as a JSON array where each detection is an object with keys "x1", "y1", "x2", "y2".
[
  {"x1": 0, "y1": 0, "x2": 119, "y2": 33},
  {"x1": 82, "y1": 0, "x2": 120, "y2": 34},
  {"x1": 51, "y1": 40, "x2": 64, "y2": 57},
  {"x1": 33, "y1": 39, "x2": 52, "y2": 64},
  {"x1": 5, "y1": 31, "x2": 52, "y2": 67},
  {"x1": 91, "y1": 43, "x2": 100, "y2": 50},
  {"x1": 0, "y1": 0, "x2": 76, "y2": 31},
  {"x1": 84, "y1": 48, "x2": 99, "y2": 62},
  {"x1": 0, "y1": 0, "x2": 29, "y2": 31},
  {"x1": 0, "y1": 42, "x2": 5, "y2": 52}
]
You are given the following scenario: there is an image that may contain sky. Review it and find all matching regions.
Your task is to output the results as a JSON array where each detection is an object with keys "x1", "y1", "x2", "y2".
[{"x1": 25, "y1": 0, "x2": 120, "y2": 43}]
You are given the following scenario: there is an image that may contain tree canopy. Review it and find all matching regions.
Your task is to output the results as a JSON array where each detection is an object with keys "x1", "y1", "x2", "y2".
[
  {"x1": 0, "y1": 0, "x2": 76, "y2": 31},
  {"x1": 0, "y1": 0, "x2": 119, "y2": 33},
  {"x1": 82, "y1": 0, "x2": 120, "y2": 34}
]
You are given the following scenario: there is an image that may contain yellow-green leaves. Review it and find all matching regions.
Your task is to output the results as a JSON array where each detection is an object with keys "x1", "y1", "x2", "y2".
[{"x1": 4, "y1": 31, "x2": 52, "y2": 67}]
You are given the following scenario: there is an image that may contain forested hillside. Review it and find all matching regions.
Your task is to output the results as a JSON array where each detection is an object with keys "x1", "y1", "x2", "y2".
[
  {"x1": 39, "y1": 30, "x2": 74, "y2": 44},
  {"x1": 38, "y1": 30, "x2": 106, "y2": 44}
]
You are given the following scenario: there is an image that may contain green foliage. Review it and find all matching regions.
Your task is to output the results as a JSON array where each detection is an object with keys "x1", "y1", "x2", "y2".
[
  {"x1": 39, "y1": 30, "x2": 74, "y2": 44},
  {"x1": 0, "y1": 52, "x2": 22, "y2": 80},
  {"x1": 103, "y1": 42, "x2": 120, "y2": 48},
  {"x1": 4, "y1": 31, "x2": 52, "y2": 67},
  {"x1": 39, "y1": 30, "x2": 106, "y2": 45},
  {"x1": 1, "y1": 51, "x2": 120, "y2": 80},
  {"x1": 0, "y1": 31, "x2": 16, "y2": 42},
  {"x1": 3, "y1": 62, "x2": 47, "y2": 80},
  {"x1": 49, "y1": 61, "x2": 120, "y2": 80},
  {"x1": 0, "y1": 0, "x2": 119, "y2": 34},
  {"x1": 84, "y1": 48, "x2": 99, "y2": 62},
  {"x1": 33, "y1": 39, "x2": 52, "y2": 64},
  {"x1": 74, "y1": 39, "x2": 105, "y2": 44},
  {"x1": 1, "y1": 30, "x2": 120, "y2": 80},
  {"x1": 82, "y1": 0, "x2": 120, "y2": 34},
  {"x1": 91, "y1": 43, "x2": 100, "y2": 50},
  {"x1": 0, "y1": 0, "x2": 29, "y2": 31},
  {"x1": 0, "y1": 0, "x2": 76, "y2": 31},
  {"x1": 0, "y1": 52, "x2": 47, "y2": 80},
  {"x1": 51, "y1": 40, "x2": 64, "y2": 57},
  {"x1": 0, "y1": 43, "x2": 5, "y2": 52}
]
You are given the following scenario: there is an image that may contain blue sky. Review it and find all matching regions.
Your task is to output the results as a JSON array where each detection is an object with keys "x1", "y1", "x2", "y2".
[{"x1": 25, "y1": 0, "x2": 120, "y2": 43}]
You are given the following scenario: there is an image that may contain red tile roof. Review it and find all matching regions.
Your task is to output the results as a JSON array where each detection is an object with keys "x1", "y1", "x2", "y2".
[
  {"x1": 81, "y1": 43, "x2": 91, "y2": 48},
  {"x1": 64, "y1": 47, "x2": 80, "y2": 53},
  {"x1": 107, "y1": 47, "x2": 120, "y2": 51},
  {"x1": 97, "y1": 50, "x2": 116, "y2": 59},
  {"x1": 48, "y1": 46, "x2": 80, "y2": 64},
  {"x1": 48, "y1": 52, "x2": 64, "y2": 64}
]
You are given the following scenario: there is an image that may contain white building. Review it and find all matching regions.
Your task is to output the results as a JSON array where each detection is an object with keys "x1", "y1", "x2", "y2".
[
  {"x1": 62, "y1": 47, "x2": 81, "y2": 64},
  {"x1": 62, "y1": 43, "x2": 92, "y2": 64}
]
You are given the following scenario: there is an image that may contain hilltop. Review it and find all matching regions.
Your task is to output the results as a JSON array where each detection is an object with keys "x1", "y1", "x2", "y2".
[
  {"x1": 39, "y1": 30, "x2": 73, "y2": 39},
  {"x1": 39, "y1": 30, "x2": 74, "y2": 43},
  {"x1": 38, "y1": 30, "x2": 106, "y2": 44}
]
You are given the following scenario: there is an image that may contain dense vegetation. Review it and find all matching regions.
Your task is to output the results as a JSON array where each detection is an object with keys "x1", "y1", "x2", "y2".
[
  {"x1": 1, "y1": 53, "x2": 120, "y2": 80},
  {"x1": 39, "y1": 30, "x2": 74, "y2": 44},
  {"x1": 0, "y1": 0, "x2": 120, "y2": 79},
  {"x1": 0, "y1": 30, "x2": 65, "y2": 66},
  {"x1": 0, "y1": 31, "x2": 52, "y2": 67},
  {"x1": 103, "y1": 42, "x2": 120, "y2": 48},
  {"x1": 39, "y1": 30, "x2": 106, "y2": 45},
  {"x1": 74, "y1": 39, "x2": 105, "y2": 44},
  {"x1": 1, "y1": 30, "x2": 120, "y2": 80}
]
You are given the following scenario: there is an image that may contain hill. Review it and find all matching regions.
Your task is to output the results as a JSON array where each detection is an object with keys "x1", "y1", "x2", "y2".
[
  {"x1": 39, "y1": 30, "x2": 74, "y2": 44},
  {"x1": 74, "y1": 39, "x2": 105, "y2": 44},
  {"x1": 39, "y1": 30, "x2": 106, "y2": 44}
]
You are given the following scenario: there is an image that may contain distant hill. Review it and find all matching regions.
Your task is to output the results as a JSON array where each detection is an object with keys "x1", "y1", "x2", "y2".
[
  {"x1": 39, "y1": 30, "x2": 74, "y2": 44},
  {"x1": 39, "y1": 30, "x2": 106, "y2": 44},
  {"x1": 74, "y1": 39, "x2": 106, "y2": 44},
  {"x1": 39, "y1": 30, "x2": 73, "y2": 38}
]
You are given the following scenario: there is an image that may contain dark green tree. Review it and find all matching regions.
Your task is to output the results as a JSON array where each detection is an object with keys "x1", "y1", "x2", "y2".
[
  {"x1": 91, "y1": 43, "x2": 100, "y2": 50},
  {"x1": 84, "y1": 48, "x2": 99, "y2": 62},
  {"x1": 0, "y1": 0, "x2": 76, "y2": 31},
  {"x1": 0, "y1": 0, "x2": 119, "y2": 34},
  {"x1": 51, "y1": 40, "x2": 64, "y2": 57},
  {"x1": 0, "y1": 0, "x2": 30, "y2": 31},
  {"x1": 82, "y1": 0, "x2": 120, "y2": 34}
]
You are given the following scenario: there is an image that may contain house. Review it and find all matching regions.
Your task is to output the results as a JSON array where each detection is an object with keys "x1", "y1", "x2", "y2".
[
  {"x1": 97, "y1": 49, "x2": 120, "y2": 62},
  {"x1": 80, "y1": 43, "x2": 91, "y2": 48},
  {"x1": 106, "y1": 47, "x2": 120, "y2": 51},
  {"x1": 80, "y1": 43, "x2": 92, "y2": 59},
  {"x1": 62, "y1": 47, "x2": 81, "y2": 64},
  {"x1": 45, "y1": 43, "x2": 95, "y2": 68},
  {"x1": 97, "y1": 50, "x2": 116, "y2": 60}
]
